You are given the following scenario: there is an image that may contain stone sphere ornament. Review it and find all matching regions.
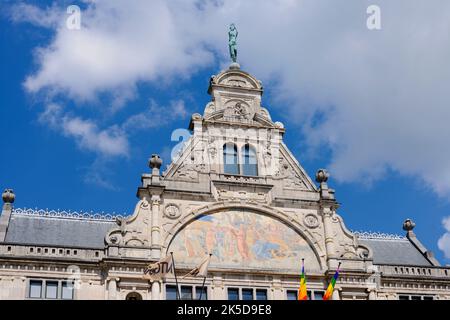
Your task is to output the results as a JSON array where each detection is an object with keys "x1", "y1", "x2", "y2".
[
  {"x1": 402, "y1": 218, "x2": 416, "y2": 231},
  {"x1": 148, "y1": 154, "x2": 162, "y2": 170},
  {"x1": 315, "y1": 169, "x2": 329, "y2": 183},
  {"x1": 2, "y1": 189, "x2": 15, "y2": 204}
]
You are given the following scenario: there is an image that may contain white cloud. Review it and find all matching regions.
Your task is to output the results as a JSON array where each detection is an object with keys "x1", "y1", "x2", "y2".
[
  {"x1": 39, "y1": 104, "x2": 129, "y2": 157},
  {"x1": 9, "y1": 2, "x2": 63, "y2": 28},
  {"x1": 122, "y1": 99, "x2": 188, "y2": 132},
  {"x1": 438, "y1": 217, "x2": 450, "y2": 259},
  {"x1": 13, "y1": 0, "x2": 450, "y2": 197},
  {"x1": 19, "y1": 0, "x2": 215, "y2": 105}
]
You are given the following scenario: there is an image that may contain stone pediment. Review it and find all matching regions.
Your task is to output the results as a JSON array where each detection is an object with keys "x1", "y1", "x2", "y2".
[{"x1": 208, "y1": 69, "x2": 262, "y2": 93}]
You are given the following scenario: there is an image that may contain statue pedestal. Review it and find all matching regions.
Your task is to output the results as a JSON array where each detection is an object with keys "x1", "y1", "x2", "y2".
[{"x1": 229, "y1": 62, "x2": 240, "y2": 70}]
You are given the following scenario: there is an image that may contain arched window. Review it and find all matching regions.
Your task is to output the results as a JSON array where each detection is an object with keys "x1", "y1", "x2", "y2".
[
  {"x1": 223, "y1": 143, "x2": 239, "y2": 175},
  {"x1": 126, "y1": 292, "x2": 142, "y2": 300},
  {"x1": 242, "y1": 144, "x2": 258, "y2": 176}
]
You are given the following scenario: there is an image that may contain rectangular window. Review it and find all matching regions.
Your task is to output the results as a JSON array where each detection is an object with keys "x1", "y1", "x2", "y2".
[
  {"x1": 180, "y1": 286, "x2": 193, "y2": 300},
  {"x1": 423, "y1": 296, "x2": 434, "y2": 300},
  {"x1": 411, "y1": 296, "x2": 421, "y2": 301},
  {"x1": 62, "y1": 281, "x2": 74, "y2": 300},
  {"x1": 313, "y1": 290, "x2": 324, "y2": 300},
  {"x1": 45, "y1": 281, "x2": 58, "y2": 299},
  {"x1": 29, "y1": 280, "x2": 42, "y2": 298},
  {"x1": 255, "y1": 289, "x2": 267, "y2": 300},
  {"x1": 166, "y1": 285, "x2": 178, "y2": 300},
  {"x1": 286, "y1": 290, "x2": 297, "y2": 300},
  {"x1": 196, "y1": 286, "x2": 207, "y2": 300},
  {"x1": 399, "y1": 295, "x2": 409, "y2": 300},
  {"x1": 241, "y1": 288, "x2": 253, "y2": 300},
  {"x1": 228, "y1": 288, "x2": 239, "y2": 300}
]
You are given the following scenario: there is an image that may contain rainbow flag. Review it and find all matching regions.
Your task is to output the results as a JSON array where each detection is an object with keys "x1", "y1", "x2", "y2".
[
  {"x1": 298, "y1": 259, "x2": 307, "y2": 300},
  {"x1": 323, "y1": 263, "x2": 341, "y2": 300}
]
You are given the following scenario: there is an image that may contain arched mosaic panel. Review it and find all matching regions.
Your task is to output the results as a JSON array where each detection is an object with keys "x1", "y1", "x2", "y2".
[{"x1": 169, "y1": 210, "x2": 320, "y2": 271}]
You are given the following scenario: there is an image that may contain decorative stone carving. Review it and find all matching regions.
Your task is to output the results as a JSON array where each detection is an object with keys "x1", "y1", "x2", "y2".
[
  {"x1": 173, "y1": 163, "x2": 198, "y2": 181},
  {"x1": 216, "y1": 189, "x2": 268, "y2": 204},
  {"x1": 204, "y1": 102, "x2": 215, "y2": 116},
  {"x1": 208, "y1": 145, "x2": 217, "y2": 159},
  {"x1": 303, "y1": 214, "x2": 319, "y2": 229},
  {"x1": 273, "y1": 157, "x2": 307, "y2": 190},
  {"x1": 105, "y1": 199, "x2": 151, "y2": 248},
  {"x1": 164, "y1": 204, "x2": 181, "y2": 219},
  {"x1": 258, "y1": 108, "x2": 271, "y2": 120},
  {"x1": 223, "y1": 101, "x2": 254, "y2": 121}
]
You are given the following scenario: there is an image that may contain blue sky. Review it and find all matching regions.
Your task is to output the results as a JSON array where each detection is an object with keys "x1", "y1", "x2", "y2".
[{"x1": 1, "y1": 0, "x2": 450, "y2": 264}]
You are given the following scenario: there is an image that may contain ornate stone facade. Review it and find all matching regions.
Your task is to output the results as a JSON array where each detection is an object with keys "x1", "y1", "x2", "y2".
[{"x1": 0, "y1": 64, "x2": 449, "y2": 300}]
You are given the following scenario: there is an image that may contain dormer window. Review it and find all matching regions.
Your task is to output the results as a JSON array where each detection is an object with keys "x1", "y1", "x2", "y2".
[
  {"x1": 223, "y1": 143, "x2": 239, "y2": 175},
  {"x1": 242, "y1": 144, "x2": 258, "y2": 176}
]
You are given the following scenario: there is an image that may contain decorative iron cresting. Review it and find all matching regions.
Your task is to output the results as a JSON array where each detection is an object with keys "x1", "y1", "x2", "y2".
[
  {"x1": 352, "y1": 230, "x2": 407, "y2": 241},
  {"x1": 12, "y1": 207, "x2": 127, "y2": 222}
]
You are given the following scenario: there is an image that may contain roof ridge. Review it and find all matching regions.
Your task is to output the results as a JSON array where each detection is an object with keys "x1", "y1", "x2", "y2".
[{"x1": 12, "y1": 207, "x2": 127, "y2": 222}]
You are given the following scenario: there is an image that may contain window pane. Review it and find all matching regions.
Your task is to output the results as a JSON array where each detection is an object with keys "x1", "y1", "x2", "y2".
[
  {"x1": 286, "y1": 290, "x2": 297, "y2": 300},
  {"x1": 62, "y1": 282, "x2": 74, "y2": 300},
  {"x1": 399, "y1": 295, "x2": 410, "y2": 300},
  {"x1": 423, "y1": 296, "x2": 434, "y2": 300},
  {"x1": 411, "y1": 296, "x2": 421, "y2": 300},
  {"x1": 242, "y1": 289, "x2": 253, "y2": 300},
  {"x1": 166, "y1": 285, "x2": 178, "y2": 300},
  {"x1": 180, "y1": 286, "x2": 192, "y2": 300},
  {"x1": 228, "y1": 288, "x2": 239, "y2": 300},
  {"x1": 196, "y1": 286, "x2": 208, "y2": 300},
  {"x1": 242, "y1": 145, "x2": 258, "y2": 176},
  {"x1": 45, "y1": 281, "x2": 58, "y2": 299},
  {"x1": 223, "y1": 144, "x2": 239, "y2": 175},
  {"x1": 256, "y1": 289, "x2": 267, "y2": 300},
  {"x1": 29, "y1": 280, "x2": 42, "y2": 298},
  {"x1": 313, "y1": 291, "x2": 324, "y2": 300}
]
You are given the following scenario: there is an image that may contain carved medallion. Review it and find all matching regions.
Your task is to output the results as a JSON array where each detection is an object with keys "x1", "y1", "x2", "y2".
[
  {"x1": 303, "y1": 214, "x2": 319, "y2": 229},
  {"x1": 164, "y1": 204, "x2": 181, "y2": 219}
]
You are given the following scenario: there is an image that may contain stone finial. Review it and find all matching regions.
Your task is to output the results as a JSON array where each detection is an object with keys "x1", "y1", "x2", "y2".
[
  {"x1": 191, "y1": 113, "x2": 202, "y2": 121},
  {"x1": 148, "y1": 154, "x2": 162, "y2": 170},
  {"x1": 2, "y1": 189, "x2": 15, "y2": 204},
  {"x1": 402, "y1": 218, "x2": 416, "y2": 232},
  {"x1": 315, "y1": 169, "x2": 329, "y2": 184}
]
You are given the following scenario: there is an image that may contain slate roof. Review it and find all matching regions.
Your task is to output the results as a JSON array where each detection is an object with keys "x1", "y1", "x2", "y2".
[
  {"x1": 358, "y1": 238, "x2": 433, "y2": 266},
  {"x1": 2, "y1": 211, "x2": 435, "y2": 266},
  {"x1": 4, "y1": 213, "x2": 116, "y2": 249}
]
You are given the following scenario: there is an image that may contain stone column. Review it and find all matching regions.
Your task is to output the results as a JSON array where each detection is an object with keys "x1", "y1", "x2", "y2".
[
  {"x1": 322, "y1": 207, "x2": 336, "y2": 260},
  {"x1": 151, "y1": 195, "x2": 161, "y2": 260},
  {"x1": 0, "y1": 189, "x2": 15, "y2": 242},
  {"x1": 316, "y1": 169, "x2": 339, "y2": 268},
  {"x1": 332, "y1": 288, "x2": 340, "y2": 300},
  {"x1": 151, "y1": 280, "x2": 161, "y2": 300},
  {"x1": 108, "y1": 278, "x2": 118, "y2": 300},
  {"x1": 368, "y1": 289, "x2": 377, "y2": 300}
]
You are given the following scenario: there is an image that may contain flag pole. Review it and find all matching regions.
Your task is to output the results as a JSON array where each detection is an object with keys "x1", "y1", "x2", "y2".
[
  {"x1": 198, "y1": 253, "x2": 212, "y2": 301},
  {"x1": 199, "y1": 276, "x2": 207, "y2": 300},
  {"x1": 170, "y1": 252, "x2": 181, "y2": 300}
]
